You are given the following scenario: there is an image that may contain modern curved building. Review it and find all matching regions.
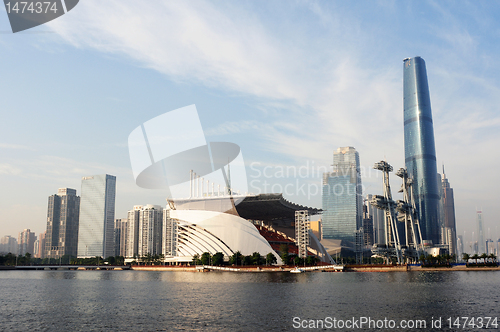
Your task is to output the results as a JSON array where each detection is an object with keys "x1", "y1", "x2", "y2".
[
  {"x1": 161, "y1": 193, "x2": 330, "y2": 265},
  {"x1": 403, "y1": 56, "x2": 440, "y2": 245},
  {"x1": 165, "y1": 209, "x2": 283, "y2": 264}
]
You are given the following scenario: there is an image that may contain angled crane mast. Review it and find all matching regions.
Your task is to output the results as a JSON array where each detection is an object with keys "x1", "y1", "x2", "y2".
[
  {"x1": 395, "y1": 168, "x2": 424, "y2": 261},
  {"x1": 370, "y1": 161, "x2": 402, "y2": 264}
]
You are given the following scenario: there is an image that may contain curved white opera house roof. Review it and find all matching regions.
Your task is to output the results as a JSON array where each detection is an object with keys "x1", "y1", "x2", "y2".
[{"x1": 169, "y1": 209, "x2": 283, "y2": 265}]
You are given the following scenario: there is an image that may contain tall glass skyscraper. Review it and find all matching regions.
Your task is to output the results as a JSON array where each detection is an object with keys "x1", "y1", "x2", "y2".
[
  {"x1": 403, "y1": 56, "x2": 440, "y2": 245},
  {"x1": 77, "y1": 174, "x2": 116, "y2": 258},
  {"x1": 322, "y1": 147, "x2": 363, "y2": 243}
]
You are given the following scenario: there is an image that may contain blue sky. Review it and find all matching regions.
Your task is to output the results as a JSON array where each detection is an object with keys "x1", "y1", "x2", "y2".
[{"x1": 1, "y1": 1, "x2": 500, "y2": 249}]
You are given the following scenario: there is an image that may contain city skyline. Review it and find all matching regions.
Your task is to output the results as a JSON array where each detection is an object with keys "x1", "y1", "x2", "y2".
[{"x1": 1, "y1": 2, "x2": 500, "y2": 242}]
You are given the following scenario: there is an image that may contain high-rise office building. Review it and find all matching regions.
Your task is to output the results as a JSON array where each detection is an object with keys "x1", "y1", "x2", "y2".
[
  {"x1": 138, "y1": 205, "x2": 163, "y2": 257},
  {"x1": 457, "y1": 235, "x2": 464, "y2": 260},
  {"x1": 18, "y1": 229, "x2": 36, "y2": 256},
  {"x1": 123, "y1": 205, "x2": 163, "y2": 258},
  {"x1": 322, "y1": 147, "x2": 363, "y2": 243},
  {"x1": 403, "y1": 56, "x2": 440, "y2": 245},
  {"x1": 366, "y1": 194, "x2": 385, "y2": 245},
  {"x1": 437, "y1": 172, "x2": 444, "y2": 241},
  {"x1": 34, "y1": 232, "x2": 46, "y2": 259},
  {"x1": 362, "y1": 201, "x2": 374, "y2": 246},
  {"x1": 125, "y1": 206, "x2": 142, "y2": 258},
  {"x1": 473, "y1": 241, "x2": 479, "y2": 255},
  {"x1": 77, "y1": 174, "x2": 116, "y2": 258},
  {"x1": 0, "y1": 235, "x2": 18, "y2": 254},
  {"x1": 477, "y1": 210, "x2": 485, "y2": 254},
  {"x1": 163, "y1": 207, "x2": 177, "y2": 257},
  {"x1": 45, "y1": 188, "x2": 80, "y2": 258},
  {"x1": 441, "y1": 168, "x2": 457, "y2": 256},
  {"x1": 114, "y1": 219, "x2": 127, "y2": 257},
  {"x1": 486, "y1": 239, "x2": 495, "y2": 255},
  {"x1": 310, "y1": 220, "x2": 322, "y2": 240}
]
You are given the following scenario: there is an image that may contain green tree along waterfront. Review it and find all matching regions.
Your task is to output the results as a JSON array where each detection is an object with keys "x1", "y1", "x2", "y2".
[
  {"x1": 228, "y1": 251, "x2": 242, "y2": 265},
  {"x1": 462, "y1": 252, "x2": 498, "y2": 267},
  {"x1": 279, "y1": 244, "x2": 289, "y2": 265},
  {"x1": 200, "y1": 252, "x2": 211, "y2": 265},
  {"x1": 190, "y1": 251, "x2": 315, "y2": 267},
  {"x1": 266, "y1": 253, "x2": 277, "y2": 265},
  {"x1": 416, "y1": 252, "x2": 498, "y2": 268},
  {"x1": 189, "y1": 251, "x2": 321, "y2": 267},
  {"x1": 0, "y1": 253, "x2": 126, "y2": 266},
  {"x1": 212, "y1": 252, "x2": 224, "y2": 266}
]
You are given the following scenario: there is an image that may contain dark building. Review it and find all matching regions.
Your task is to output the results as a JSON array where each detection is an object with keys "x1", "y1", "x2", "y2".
[
  {"x1": 114, "y1": 219, "x2": 127, "y2": 257},
  {"x1": 441, "y1": 167, "x2": 457, "y2": 256},
  {"x1": 45, "y1": 188, "x2": 80, "y2": 258},
  {"x1": 366, "y1": 194, "x2": 385, "y2": 245},
  {"x1": 362, "y1": 202, "x2": 374, "y2": 246},
  {"x1": 403, "y1": 56, "x2": 440, "y2": 245}
]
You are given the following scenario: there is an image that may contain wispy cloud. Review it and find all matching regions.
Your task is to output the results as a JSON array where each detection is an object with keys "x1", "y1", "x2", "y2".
[
  {"x1": 0, "y1": 155, "x2": 112, "y2": 181},
  {"x1": 204, "y1": 120, "x2": 264, "y2": 137},
  {"x1": 50, "y1": 1, "x2": 307, "y2": 102},
  {"x1": 0, "y1": 143, "x2": 33, "y2": 150},
  {"x1": 0, "y1": 163, "x2": 22, "y2": 175}
]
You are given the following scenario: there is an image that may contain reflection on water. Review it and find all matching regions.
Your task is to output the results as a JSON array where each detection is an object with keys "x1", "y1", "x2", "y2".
[{"x1": 0, "y1": 270, "x2": 498, "y2": 331}]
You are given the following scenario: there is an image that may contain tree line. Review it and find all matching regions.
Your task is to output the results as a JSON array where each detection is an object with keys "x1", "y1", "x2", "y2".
[
  {"x1": 130, "y1": 253, "x2": 165, "y2": 265},
  {"x1": 462, "y1": 253, "x2": 497, "y2": 266},
  {"x1": 1, "y1": 246, "x2": 323, "y2": 267},
  {"x1": 0, "y1": 252, "x2": 126, "y2": 266},
  {"x1": 278, "y1": 244, "x2": 320, "y2": 266},
  {"x1": 192, "y1": 251, "x2": 278, "y2": 266},
  {"x1": 191, "y1": 245, "x2": 320, "y2": 267}
]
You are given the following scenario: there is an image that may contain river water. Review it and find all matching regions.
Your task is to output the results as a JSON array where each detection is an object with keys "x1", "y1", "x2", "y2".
[{"x1": 0, "y1": 270, "x2": 498, "y2": 331}]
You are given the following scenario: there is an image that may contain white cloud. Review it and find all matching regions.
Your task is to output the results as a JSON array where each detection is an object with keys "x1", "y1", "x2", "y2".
[{"x1": 49, "y1": 1, "x2": 307, "y2": 102}]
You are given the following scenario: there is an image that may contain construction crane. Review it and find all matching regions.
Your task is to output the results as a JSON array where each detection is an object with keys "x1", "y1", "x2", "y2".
[
  {"x1": 370, "y1": 161, "x2": 402, "y2": 264},
  {"x1": 395, "y1": 168, "x2": 424, "y2": 261}
]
